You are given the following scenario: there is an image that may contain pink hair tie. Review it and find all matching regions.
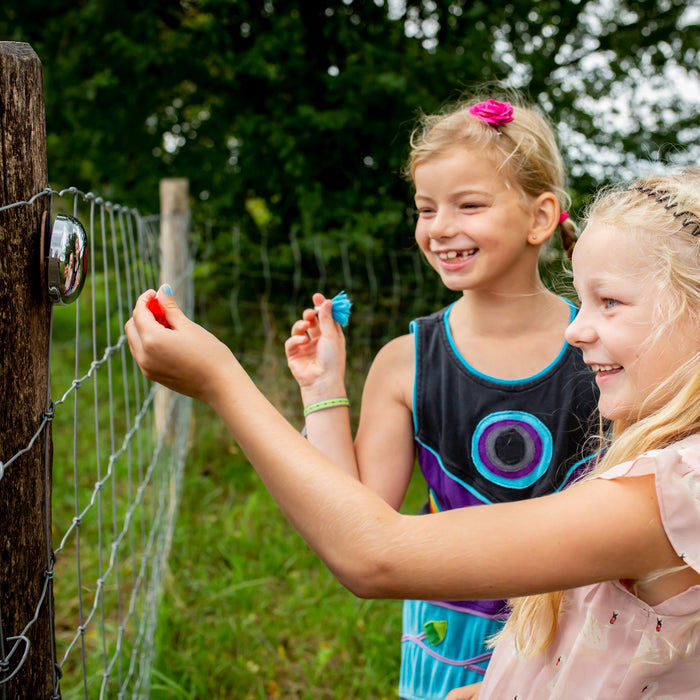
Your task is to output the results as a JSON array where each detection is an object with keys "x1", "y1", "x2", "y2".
[
  {"x1": 468, "y1": 99, "x2": 514, "y2": 127},
  {"x1": 559, "y1": 210, "x2": 569, "y2": 224}
]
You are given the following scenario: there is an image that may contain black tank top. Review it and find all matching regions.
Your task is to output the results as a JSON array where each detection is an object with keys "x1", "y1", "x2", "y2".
[{"x1": 412, "y1": 302, "x2": 600, "y2": 512}]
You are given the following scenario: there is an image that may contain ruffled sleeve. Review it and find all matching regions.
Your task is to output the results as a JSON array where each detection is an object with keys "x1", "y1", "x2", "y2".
[{"x1": 598, "y1": 436, "x2": 700, "y2": 575}]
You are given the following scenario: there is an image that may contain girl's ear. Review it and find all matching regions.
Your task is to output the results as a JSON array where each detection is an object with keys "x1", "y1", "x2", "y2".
[{"x1": 528, "y1": 192, "x2": 559, "y2": 246}]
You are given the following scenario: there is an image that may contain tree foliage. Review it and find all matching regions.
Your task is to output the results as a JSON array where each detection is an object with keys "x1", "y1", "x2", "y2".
[{"x1": 2, "y1": 0, "x2": 698, "y2": 259}]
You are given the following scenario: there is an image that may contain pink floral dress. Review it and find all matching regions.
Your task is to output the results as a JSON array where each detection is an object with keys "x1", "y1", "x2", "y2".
[{"x1": 480, "y1": 435, "x2": 700, "y2": 699}]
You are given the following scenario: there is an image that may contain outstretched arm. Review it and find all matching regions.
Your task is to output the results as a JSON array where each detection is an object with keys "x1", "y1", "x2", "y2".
[{"x1": 126, "y1": 289, "x2": 685, "y2": 603}]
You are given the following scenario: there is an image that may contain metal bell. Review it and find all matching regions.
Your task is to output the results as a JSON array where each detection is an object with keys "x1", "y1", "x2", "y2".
[{"x1": 46, "y1": 213, "x2": 88, "y2": 304}]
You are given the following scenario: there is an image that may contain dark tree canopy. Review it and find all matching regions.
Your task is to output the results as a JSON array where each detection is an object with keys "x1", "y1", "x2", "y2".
[{"x1": 1, "y1": 1, "x2": 698, "y2": 259}]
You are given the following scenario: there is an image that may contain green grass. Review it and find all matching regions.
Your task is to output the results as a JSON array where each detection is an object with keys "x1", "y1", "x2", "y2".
[
  {"x1": 49, "y1": 275, "x2": 180, "y2": 698},
  {"x1": 148, "y1": 398, "x2": 427, "y2": 699}
]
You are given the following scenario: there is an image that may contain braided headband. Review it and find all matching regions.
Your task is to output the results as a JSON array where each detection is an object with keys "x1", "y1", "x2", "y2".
[{"x1": 635, "y1": 186, "x2": 700, "y2": 236}]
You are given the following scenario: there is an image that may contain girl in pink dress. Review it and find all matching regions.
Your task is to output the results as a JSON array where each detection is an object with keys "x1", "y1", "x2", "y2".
[{"x1": 126, "y1": 168, "x2": 700, "y2": 698}]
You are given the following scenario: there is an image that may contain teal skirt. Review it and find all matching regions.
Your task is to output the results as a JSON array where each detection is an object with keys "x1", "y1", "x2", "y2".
[{"x1": 399, "y1": 599, "x2": 506, "y2": 700}]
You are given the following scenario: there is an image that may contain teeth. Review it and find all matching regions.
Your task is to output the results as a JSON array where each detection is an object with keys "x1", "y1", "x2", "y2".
[
  {"x1": 591, "y1": 363, "x2": 621, "y2": 372},
  {"x1": 437, "y1": 250, "x2": 475, "y2": 260}
]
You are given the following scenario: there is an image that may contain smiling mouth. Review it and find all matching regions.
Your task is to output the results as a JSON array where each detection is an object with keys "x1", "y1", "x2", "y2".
[
  {"x1": 435, "y1": 249, "x2": 477, "y2": 261},
  {"x1": 590, "y1": 363, "x2": 622, "y2": 374}
]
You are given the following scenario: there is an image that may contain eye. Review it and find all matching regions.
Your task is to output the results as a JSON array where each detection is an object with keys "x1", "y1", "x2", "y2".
[
  {"x1": 603, "y1": 298, "x2": 619, "y2": 309},
  {"x1": 416, "y1": 207, "x2": 435, "y2": 218}
]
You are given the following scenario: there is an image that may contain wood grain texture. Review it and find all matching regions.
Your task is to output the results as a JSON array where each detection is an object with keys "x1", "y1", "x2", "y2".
[{"x1": 0, "y1": 41, "x2": 56, "y2": 699}]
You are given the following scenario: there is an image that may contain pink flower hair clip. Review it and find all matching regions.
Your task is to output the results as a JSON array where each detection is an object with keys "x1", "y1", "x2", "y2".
[{"x1": 468, "y1": 99, "x2": 514, "y2": 128}]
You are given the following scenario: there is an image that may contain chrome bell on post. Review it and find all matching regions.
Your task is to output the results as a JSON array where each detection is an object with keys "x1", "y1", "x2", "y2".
[{"x1": 46, "y1": 213, "x2": 88, "y2": 305}]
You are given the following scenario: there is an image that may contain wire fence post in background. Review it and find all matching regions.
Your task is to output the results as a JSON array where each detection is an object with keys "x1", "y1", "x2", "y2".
[
  {"x1": 0, "y1": 41, "x2": 56, "y2": 698},
  {"x1": 155, "y1": 178, "x2": 191, "y2": 437}
]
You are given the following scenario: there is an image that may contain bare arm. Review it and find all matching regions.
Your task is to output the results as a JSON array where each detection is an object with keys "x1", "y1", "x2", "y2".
[
  {"x1": 285, "y1": 295, "x2": 416, "y2": 509},
  {"x1": 126, "y1": 290, "x2": 686, "y2": 603},
  {"x1": 285, "y1": 296, "x2": 357, "y2": 477},
  {"x1": 353, "y1": 334, "x2": 416, "y2": 509}
]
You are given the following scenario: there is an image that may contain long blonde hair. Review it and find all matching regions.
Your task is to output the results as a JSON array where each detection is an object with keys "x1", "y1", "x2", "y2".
[
  {"x1": 405, "y1": 88, "x2": 578, "y2": 255},
  {"x1": 501, "y1": 167, "x2": 700, "y2": 657}
]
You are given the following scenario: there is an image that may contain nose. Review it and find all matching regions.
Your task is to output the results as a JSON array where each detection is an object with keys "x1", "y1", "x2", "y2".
[
  {"x1": 428, "y1": 209, "x2": 460, "y2": 240},
  {"x1": 565, "y1": 306, "x2": 597, "y2": 348}
]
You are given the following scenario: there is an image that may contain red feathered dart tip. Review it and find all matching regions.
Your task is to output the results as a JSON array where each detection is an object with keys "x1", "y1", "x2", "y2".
[{"x1": 146, "y1": 295, "x2": 171, "y2": 328}]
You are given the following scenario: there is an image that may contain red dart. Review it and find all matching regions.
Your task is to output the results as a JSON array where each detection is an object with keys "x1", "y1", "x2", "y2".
[{"x1": 146, "y1": 295, "x2": 171, "y2": 328}]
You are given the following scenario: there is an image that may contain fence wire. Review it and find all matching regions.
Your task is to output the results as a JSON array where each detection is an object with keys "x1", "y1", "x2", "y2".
[{"x1": 0, "y1": 187, "x2": 193, "y2": 699}]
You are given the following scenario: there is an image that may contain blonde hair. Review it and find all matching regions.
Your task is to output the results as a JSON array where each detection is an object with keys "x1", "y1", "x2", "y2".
[
  {"x1": 501, "y1": 167, "x2": 700, "y2": 657},
  {"x1": 404, "y1": 89, "x2": 578, "y2": 255}
]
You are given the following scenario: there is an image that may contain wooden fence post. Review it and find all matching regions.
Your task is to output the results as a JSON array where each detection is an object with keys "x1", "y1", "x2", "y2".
[
  {"x1": 0, "y1": 42, "x2": 57, "y2": 697},
  {"x1": 155, "y1": 178, "x2": 190, "y2": 435}
]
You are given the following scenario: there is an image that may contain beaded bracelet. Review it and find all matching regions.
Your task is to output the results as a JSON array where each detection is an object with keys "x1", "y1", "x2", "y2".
[{"x1": 303, "y1": 397, "x2": 349, "y2": 417}]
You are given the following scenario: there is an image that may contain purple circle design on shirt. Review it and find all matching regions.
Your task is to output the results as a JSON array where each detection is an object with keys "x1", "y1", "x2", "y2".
[
  {"x1": 471, "y1": 411, "x2": 553, "y2": 489},
  {"x1": 478, "y1": 420, "x2": 543, "y2": 479}
]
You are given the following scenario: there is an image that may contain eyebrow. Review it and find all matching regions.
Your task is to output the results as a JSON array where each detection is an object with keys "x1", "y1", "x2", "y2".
[
  {"x1": 414, "y1": 188, "x2": 492, "y2": 201},
  {"x1": 571, "y1": 273, "x2": 613, "y2": 293}
]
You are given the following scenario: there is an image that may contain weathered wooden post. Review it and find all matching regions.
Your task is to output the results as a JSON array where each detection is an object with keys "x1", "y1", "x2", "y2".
[
  {"x1": 155, "y1": 178, "x2": 190, "y2": 435},
  {"x1": 0, "y1": 42, "x2": 57, "y2": 697}
]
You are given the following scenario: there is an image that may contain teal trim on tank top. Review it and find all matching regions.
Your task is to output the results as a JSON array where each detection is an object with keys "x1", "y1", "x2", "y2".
[
  {"x1": 443, "y1": 299, "x2": 577, "y2": 385},
  {"x1": 415, "y1": 435, "x2": 496, "y2": 505},
  {"x1": 410, "y1": 318, "x2": 420, "y2": 435}
]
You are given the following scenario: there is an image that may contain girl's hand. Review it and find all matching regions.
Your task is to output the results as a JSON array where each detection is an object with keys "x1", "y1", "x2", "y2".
[
  {"x1": 284, "y1": 292, "x2": 347, "y2": 398},
  {"x1": 444, "y1": 682, "x2": 482, "y2": 699},
  {"x1": 125, "y1": 286, "x2": 236, "y2": 405}
]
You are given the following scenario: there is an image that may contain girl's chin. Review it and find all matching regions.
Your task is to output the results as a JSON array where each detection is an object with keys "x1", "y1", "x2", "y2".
[
  {"x1": 598, "y1": 403, "x2": 647, "y2": 424},
  {"x1": 597, "y1": 395, "x2": 628, "y2": 422}
]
